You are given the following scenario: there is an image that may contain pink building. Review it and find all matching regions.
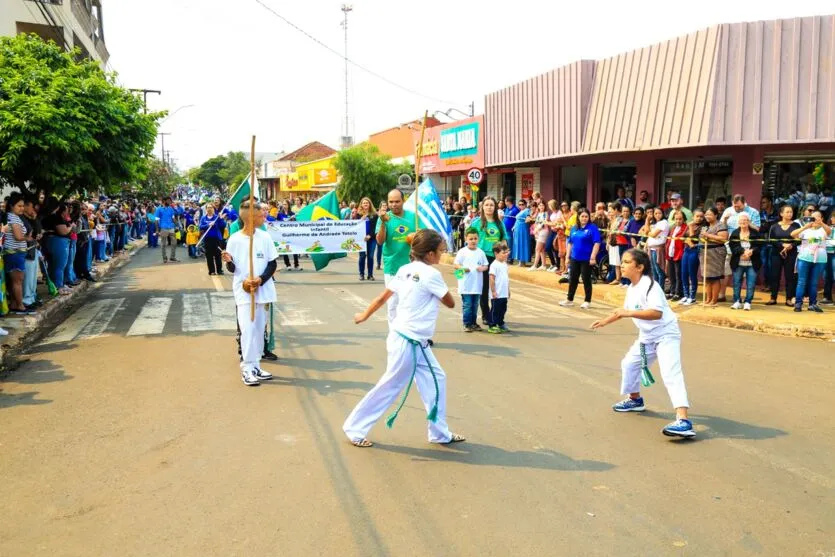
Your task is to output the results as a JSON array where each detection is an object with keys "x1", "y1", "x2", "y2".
[{"x1": 483, "y1": 15, "x2": 835, "y2": 211}]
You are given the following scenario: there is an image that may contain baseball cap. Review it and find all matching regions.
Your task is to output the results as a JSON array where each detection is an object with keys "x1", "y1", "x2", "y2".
[{"x1": 671, "y1": 193, "x2": 682, "y2": 200}]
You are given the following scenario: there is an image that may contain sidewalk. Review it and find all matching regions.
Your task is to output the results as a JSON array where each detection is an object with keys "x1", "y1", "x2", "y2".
[
  {"x1": 0, "y1": 239, "x2": 147, "y2": 372},
  {"x1": 440, "y1": 254, "x2": 835, "y2": 341}
]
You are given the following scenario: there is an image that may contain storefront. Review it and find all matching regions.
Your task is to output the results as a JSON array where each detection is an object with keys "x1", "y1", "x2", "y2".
[
  {"x1": 414, "y1": 116, "x2": 484, "y2": 202},
  {"x1": 281, "y1": 155, "x2": 339, "y2": 200},
  {"x1": 483, "y1": 16, "x2": 835, "y2": 212}
]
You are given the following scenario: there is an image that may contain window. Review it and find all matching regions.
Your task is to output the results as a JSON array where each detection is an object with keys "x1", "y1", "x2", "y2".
[
  {"x1": 599, "y1": 164, "x2": 635, "y2": 204},
  {"x1": 660, "y1": 159, "x2": 732, "y2": 209},
  {"x1": 560, "y1": 166, "x2": 587, "y2": 205}
]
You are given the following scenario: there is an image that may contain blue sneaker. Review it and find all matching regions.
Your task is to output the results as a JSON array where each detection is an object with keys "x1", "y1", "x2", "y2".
[
  {"x1": 662, "y1": 419, "x2": 695, "y2": 438},
  {"x1": 612, "y1": 397, "x2": 645, "y2": 412}
]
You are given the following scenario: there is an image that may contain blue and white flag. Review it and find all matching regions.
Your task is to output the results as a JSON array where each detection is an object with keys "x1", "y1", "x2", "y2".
[{"x1": 403, "y1": 178, "x2": 454, "y2": 251}]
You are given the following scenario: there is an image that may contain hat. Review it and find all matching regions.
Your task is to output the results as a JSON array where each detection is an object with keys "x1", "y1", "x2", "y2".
[{"x1": 671, "y1": 193, "x2": 682, "y2": 200}]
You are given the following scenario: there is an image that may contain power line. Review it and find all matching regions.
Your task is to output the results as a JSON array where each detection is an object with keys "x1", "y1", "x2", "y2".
[{"x1": 252, "y1": 0, "x2": 468, "y2": 109}]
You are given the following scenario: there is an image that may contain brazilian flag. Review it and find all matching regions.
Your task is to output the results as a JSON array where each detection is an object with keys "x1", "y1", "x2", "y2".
[{"x1": 296, "y1": 191, "x2": 345, "y2": 271}]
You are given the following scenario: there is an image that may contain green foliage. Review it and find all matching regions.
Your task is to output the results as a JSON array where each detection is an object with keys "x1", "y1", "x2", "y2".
[
  {"x1": 192, "y1": 151, "x2": 249, "y2": 195},
  {"x1": 136, "y1": 157, "x2": 179, "y2": 200},
  {"x1": 334, "y1": 144, "x2": 403, "y2": 204},
  {"x1": 0, "y1": 34, "x2": 162, "y2": 197}
]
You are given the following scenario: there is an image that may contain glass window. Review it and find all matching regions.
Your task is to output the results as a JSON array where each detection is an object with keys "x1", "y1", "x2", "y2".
[
  {"x1": 599, "y1": 164, "x2": 636, "y2": 204},
  {"x1": 501, "y1": 173, "x2": 516, "y2": 201},
  {"x1": 764, "y1": 161, "x2": 835, "y2": 207},
  {"x1": 661, "y1": 161, "x2": 692, "y2": 207},
  {"x1": 693, "y1": 160, "x2": 732, "y2": 210},
  {"x1": 560, "y1": 166, "x2": 587, "y2": 205}
]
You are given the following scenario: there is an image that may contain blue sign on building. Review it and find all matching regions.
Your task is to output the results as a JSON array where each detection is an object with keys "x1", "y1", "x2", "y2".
[{"x1": 439, "y1": 122, "x2": 480, "y2": 159}]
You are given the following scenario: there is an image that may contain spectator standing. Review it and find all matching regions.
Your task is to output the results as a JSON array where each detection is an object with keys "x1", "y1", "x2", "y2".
[
  {"x1": 615, "y1": 186, "x2": 635, "y2": 212},
  {"x1": 766, "y1": 205, "x2": 800, "y2": 306},
  {"x1": 560, "y1": 208, "x2": 601, "y2": 309},
  {"x1": 22, "y1": 197, "x2": 42, "y2": 309},
  {"x1": 469, "y1": 197, "x2": 508, "y2": 324},
  {"x1": 791, "y1": 211, "x2": 831, "y2": 313},
  {"x1": 530, "y1": 201, "x2": 550, "y2": 271},
  {"x1": 606, "y1": 204, "x2": 623, "y2": 285},
  {"x1": 42, "y1": 202, "x2": 73, "y2": 295},
  {"x1": 146, "y1": 204, "x2": 158, "y2": 248},
  {"x1": 155, "y1": 197, "x2": 179, "y2": 263},
  {"x1": 700, "y1": 207, "x2": 729, "y2": 307},
  {"x1": 729, "y1": 213, "x2": 761, "y2": 311},
  {"x1": 4, "y1": 193, "x2": 32, "y2": 314},
  {"x1": 645, "y1": 207, "x2": 670, "y2": 291},
  {"x1": 488, "y1": 241, "x2": 511, "y2": 333},
  {"x1": 667, "y1": 211, "x2": 687, "y2": 301},
  {"x1": 278, "y1": 200, "x2": 302, "y2": 271},
  {"x1": 759, "y1": 195, "x2": 780, "y2": 287},
  {"x1": 357, "y1": 197, "x2": 377, "y2": 281},
  {"x1": 636, "y1": 190, "x2": 652, "y2": 209},
  {"x1": 511, "y1": 200, "x2": 531, "y2": 266},
  {"x1": 680, "y1": 210, "x2": 705, "y2": 306},
  {"x1": 455, "y1": 228, "x2": 489, "y2": 331},
  {"x1": 502, "y1": 196, "x2": 519, "y2": 262}
]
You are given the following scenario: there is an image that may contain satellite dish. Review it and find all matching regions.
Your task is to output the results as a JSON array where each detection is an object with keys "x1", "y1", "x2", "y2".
[{"x1": 398, "y1": 174, "x2": 413, "y2": 187}]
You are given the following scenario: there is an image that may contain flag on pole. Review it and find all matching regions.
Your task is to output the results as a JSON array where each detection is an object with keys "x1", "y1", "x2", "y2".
[
  {"x1": 403, "y1": 178, "x2": 454, "y2": 250},
  {"x1": 295, "y1": 190, "x2": 345, "y2": 271},
  {"x1": 227, "y1": 174, "x2": 259, "y2": 213}
]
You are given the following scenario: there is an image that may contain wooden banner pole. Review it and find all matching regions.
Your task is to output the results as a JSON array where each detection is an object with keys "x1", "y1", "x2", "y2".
[{"x1": 249, "y1": 135, "x2": 256, "y2": 321}]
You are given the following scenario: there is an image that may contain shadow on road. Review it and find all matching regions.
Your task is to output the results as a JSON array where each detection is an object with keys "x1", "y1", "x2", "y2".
[
  {"x1": 639, "y1": 410, "x2": 788, "y2": 440},
  {"x1": 285, "y1": 335, "x2": 361, "y2": 348},
  {"x1": 2, "y1": 360, "x2": 74, "y2": 385},
  {"x1": 374, "y1": 442, "x2": 615, "y2": 472},
  {"x1": 434, "y1": 342, "x2": 521, "y2": 358},
  {"x1": 0, "y1": 390, "x2": 52, "y2": 409},
  {"x1": 263, "y1": 376, "x2": 376, "y2": 397},
  {"x1": 274, "y1": 358, "x2": 373, "y2": 373}
]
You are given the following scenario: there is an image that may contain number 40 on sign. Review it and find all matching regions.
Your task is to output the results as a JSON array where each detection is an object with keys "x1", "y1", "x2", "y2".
[{"x1": 467, "y1": 168, "x2": 484, "y2": 185}]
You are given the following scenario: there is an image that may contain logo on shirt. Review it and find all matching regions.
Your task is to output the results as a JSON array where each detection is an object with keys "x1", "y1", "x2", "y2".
[
  {"x1": 407, "y1": 273, "x2": 420, "y2": 282},
  {"x1": 256, "y1": 251, "x2": 265, "y2": 259},
  {"x1": 487, "y1": 226, "x2": 498, "y2": 236},
  {"x1": 396, "y1": 225, "x2": 408, "y2": 234}
]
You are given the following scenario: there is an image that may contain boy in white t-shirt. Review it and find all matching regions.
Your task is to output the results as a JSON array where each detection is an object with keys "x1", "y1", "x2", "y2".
[
  {"x1": 222, "y1": 201, "x2": 279, "y2": 386},
  {"x1": 488, "y1": 241, "x2": 510, "y2": 334},
  {"x1": 454, "y1": 227, "x2": 488, "y2": 332}
]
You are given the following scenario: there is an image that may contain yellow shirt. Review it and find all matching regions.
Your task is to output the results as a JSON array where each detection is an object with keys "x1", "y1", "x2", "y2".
[
  {"x1": 186, "y1": 231, "x2": 199, "y2": 245},
  {"x1": 269, "y1": 207, "x2": 279, "y2": 218}
]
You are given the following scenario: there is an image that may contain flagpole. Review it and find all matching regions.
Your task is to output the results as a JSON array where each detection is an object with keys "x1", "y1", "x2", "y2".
[
  {"x1": 195, "y1": 176, "x2": 247, "y2": 247},
  {"x1": 413, "y1": 110, "x2": 428, "y2": 231},
  {"x1": 249, "y1": 136, "x2": 256, "y2": 321}
]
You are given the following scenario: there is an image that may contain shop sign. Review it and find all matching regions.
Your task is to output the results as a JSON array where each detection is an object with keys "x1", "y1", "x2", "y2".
[
  {"x1": 752, "y1": 162, "x2": 764, "y2": 175},
  {"x1": 521, "y1": 173, "x2": 535, "y2": 199},
  {"x1": 417, "y1": 139, "x2": 439, "y2": 157},
  {"x1": 314, "y1": 168, "x2": 337, "y2": 185},
  {"x1": 440, "y1": 122, "x2": 480, "y2": 159}
]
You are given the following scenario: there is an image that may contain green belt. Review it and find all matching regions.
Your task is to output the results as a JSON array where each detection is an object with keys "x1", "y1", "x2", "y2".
[
  {"x1": 639, "y1": 343, "x2": 656, "y2": 388},
  {"x1": 386, "y1": 332, "x2": 440, "y2": 429}
]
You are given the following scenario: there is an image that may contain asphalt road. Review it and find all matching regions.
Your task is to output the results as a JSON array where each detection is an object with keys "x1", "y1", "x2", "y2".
[{"x1": 1, "y1": 245, "x2": 833, "y2": 556}]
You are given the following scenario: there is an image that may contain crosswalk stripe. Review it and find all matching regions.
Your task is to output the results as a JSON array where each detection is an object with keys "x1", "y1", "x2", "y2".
[
  {"x1": 182, "y1": 293, "x2": 214, "y2": 332},
  {"x1": 277, "y1": 300, "x2": 324, "y2": 327},
  {"x1": 76, "y1": 298, "x2": 126, "y2": 339},
  {"x1": 42, "y1": 298, "x2": 119, "y2": 345},
  {"x1": 127, "y1": 297, "x2": 173, "y2": 336},
  {"x1": 209, "y1": 292, "x2": 237, "y2": 330},
  {"x1": 324, "y1": 287, "x2": 386, "y2": 322}
]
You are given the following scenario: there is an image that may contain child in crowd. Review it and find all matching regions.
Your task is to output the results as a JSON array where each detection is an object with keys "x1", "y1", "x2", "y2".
[
  {"x1": 343, "y1": 229, "x2": 464, "y2": 448},
  {"x1": 185, "y1": 224, "x2": 199, "y2": 258},
  {"x1": 454, "y1": 227, "x2": 488, "y2": 332},
  {"x1": 590, "y1": 248, "x2": 695, "y2": 438},
  {"x1": 488, "y1": 241, "x2": 510, "y2": 333}
]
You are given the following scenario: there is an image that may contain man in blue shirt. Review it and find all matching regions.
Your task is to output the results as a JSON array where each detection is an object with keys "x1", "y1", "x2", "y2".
[
  {"x1": 502, "y1": 196, "x2": 519, "y2": 263},
  {"x1": 155, "y1": 197, "x2": 179, "y2": 263}
]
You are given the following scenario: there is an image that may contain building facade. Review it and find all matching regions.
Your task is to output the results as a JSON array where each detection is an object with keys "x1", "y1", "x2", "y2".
[
  {"x1": 368, "y1": 117, "x2": 442, "y2": 164},
  {"x1": 483, "y1": 15, "x2": 835, "y2": 211},
  {"x1": 414, "y1": 116, "x2": 486, "y2": 201},
  {"x1": 1, "y1": 0, "x2": 109, "y2": 65}
]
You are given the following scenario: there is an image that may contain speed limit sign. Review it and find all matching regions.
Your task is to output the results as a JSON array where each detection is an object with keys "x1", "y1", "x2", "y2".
[{"x1": 466, "y1": 168, "x2": 484, "y2": 185}]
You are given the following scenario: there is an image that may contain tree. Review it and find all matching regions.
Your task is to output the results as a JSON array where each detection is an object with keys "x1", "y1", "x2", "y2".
[
  {"x1": 334, "y1": 144, "x2": 402, "y2": 204},
  {"x1": 0, "y1": 34, "x2": 163, "y2": 198},
  {"x1": 136, "y1": 157, "x2": 180, "y2": 200},
  {"x1": 218, "y1": 151, "x2": 249, "y2": 193},
  {"x1": 193, "y1": 155, "x2": 226, "y2": 193},
  {"x1": 192, "y1": 151, "x2": 249, "y2": 195}
]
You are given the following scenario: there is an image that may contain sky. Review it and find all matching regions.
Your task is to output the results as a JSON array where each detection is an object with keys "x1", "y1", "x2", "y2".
[{"x1": 105, "y1": 0, "x2": 834, "y2": 171}]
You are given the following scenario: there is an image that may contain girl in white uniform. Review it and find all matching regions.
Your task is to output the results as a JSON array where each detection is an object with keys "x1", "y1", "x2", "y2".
[
  {"x1": 343, "y1": 229, "x2": 466, "y2": 448},
  {"x1": 591, "y1": 248, "x2": 695, "y2": 438}
]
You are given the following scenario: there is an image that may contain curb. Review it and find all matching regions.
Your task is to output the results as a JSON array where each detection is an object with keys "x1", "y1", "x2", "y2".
[
  {"x1": 0, "y1": 240, "x2": 147, "y2": 373},
  {"x1": 440, "y1": 253, "x2": 834, "y2": 341}
]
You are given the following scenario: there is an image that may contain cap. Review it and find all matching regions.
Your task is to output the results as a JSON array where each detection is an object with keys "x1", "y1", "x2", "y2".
[{"x1": 671, "y1": 193, "x2": 682, "y2": 200}]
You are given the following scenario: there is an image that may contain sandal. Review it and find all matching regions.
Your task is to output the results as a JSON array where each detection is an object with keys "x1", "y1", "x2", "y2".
[
  {"x1": 765, "y1": 300, "x2": 777, "y2": 306},
  {"x1": 442, "y1": 433, "x2": 466, "y2": 444},
  {"x1": 351, "y1": 438, "x2": 373, "y2": 448}
]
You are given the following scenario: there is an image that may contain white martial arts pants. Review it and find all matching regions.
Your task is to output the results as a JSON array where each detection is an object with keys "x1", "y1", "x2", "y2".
[
  {"x1": 237, "y1": 303, "x2": 267, "y2": 374},
  {"x1": 383, "y1": 274, "x2": 399, "y2": 325},
  {"x1": 620, "y1": 336, "x2": 689, "y2": 409},
  {"x1": 343, "y1": 331, "x2": 453, "y2": 443}
]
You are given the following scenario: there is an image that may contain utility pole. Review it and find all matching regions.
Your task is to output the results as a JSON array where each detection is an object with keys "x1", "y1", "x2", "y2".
[
  {"x1": 340, "y1": 4, "x2": 353, "y2": 149},
  {"x1": 159, "y1": 132, "x2": 171, "y2": 167},
  {"x1": 469, "y1": 101, "x2": 475, "y2": 118},
  {"x1": 130, "y1": 89, "x2": 161, "y2": 113}
]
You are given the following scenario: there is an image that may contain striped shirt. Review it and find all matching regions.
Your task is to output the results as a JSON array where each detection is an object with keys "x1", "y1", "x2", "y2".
[{"x1": 5, "y1": 213, "x2": 29, "y2": 253}]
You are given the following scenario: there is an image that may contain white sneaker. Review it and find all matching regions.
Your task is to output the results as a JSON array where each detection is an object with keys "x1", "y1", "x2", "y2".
[
  {"x1": 681, "y1": 298, "x2": 693, "y2": 306},
  {"x1": 743, "y1": 303, "x2": 751, "y2": 311},
  {"x1": 241, "y1": 370, "x2": 260, "y2": 386},
  {"x1": 254, "y1": 368, "x2": 273, "y2": 380},
  {"x1": 285, "y1": 265, "x2": 291, "y2": 272},
  {"x1": 559, "y1": 300, "x2": 574, "y2": 307},
  {"x1": 538, "y1": 266, "x2": 548, "y2": 271},
  {"x1": 0, "y1": 327, "x2": 8, "y2": 336},
  {"x1": 547, "y1": 266, "x2": 556, "y2": 272},
  {"x1": 580, "y1": 302, "x2": 591, "y2": 310},
  {"x1": 677, "y1": 297, "x2": 688, "y2": 305},
  {"x1": 527, "y1": 266, "x2": 538, "y2": 272},
  {"x1": 731, "y1": 301, "x2": 742, "y2": 310}
]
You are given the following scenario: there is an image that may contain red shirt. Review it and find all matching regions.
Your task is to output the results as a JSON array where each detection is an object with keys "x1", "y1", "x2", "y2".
[{"x1": 667, "y1": 224, "x2": 687, "y2": 261}]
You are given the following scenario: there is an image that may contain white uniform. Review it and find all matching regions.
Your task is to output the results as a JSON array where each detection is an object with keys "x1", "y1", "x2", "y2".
[
  {"x1": 343, "y1": 261, "x2": 455, "y2": 443},
  {"x1": 226, "y1": 229, "x2": 279, "y2": 374},
  {"x1": 620, "y1": 275, "x2": 689, "y2": 409}
]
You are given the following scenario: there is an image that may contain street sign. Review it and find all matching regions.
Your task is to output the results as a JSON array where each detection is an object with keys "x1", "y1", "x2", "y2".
[{"x1": 466, "y1": 168, "x2": 484, "y2": 185}]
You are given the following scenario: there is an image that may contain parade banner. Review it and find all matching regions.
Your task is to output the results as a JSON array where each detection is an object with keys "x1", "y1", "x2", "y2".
[{"x1": 266, "y1": 220, "x2": 366, "y2": 255}]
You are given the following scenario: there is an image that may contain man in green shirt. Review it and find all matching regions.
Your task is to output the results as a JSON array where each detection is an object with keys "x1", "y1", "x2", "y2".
[{"x1": 375, "y1": 188, "x2": 416, "y2": 324}]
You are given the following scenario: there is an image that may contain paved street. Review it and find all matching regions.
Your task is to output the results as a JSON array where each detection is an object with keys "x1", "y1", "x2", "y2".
[{"x1": 1, "y1": 246, "x2": 834, "y2": 556}]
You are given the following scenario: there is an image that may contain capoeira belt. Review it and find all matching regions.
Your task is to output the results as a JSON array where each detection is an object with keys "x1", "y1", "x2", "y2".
[
  {"x1": 639, "y1": 343, "x2": 656, "y2": 388},
  {"x1": 266, "y1": 304, "x2": 276, "y2": 352},
  {"x1": 385, "y1": 332, "x2": 440, "y2": 429}
]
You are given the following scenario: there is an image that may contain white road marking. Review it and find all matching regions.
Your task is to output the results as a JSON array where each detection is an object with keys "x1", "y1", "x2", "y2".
[
  {"x1": 127, "y1": 297, "x2": 173, "y2": 336},
  {"x1": 324, "y1": 287, "x2": 386, "y2": 322},
  {"x1": 76, "y1": 298, "x2": 126, "y2": 340},
  {"x1": 211, "y1": 276, "x2": 224, "y2": 292},
  {"x1": 209, "y1": 292, "x2": 237, "y2": 330},
  {"x1": 42, "y1": 299, "x2": 119, "y2": 345},
  {"x1": 276, "y1": 300, "x2": 323, "y2": 327},
  {"x1": 182, "y1": 293, "x2": 213, "y2": 332}
]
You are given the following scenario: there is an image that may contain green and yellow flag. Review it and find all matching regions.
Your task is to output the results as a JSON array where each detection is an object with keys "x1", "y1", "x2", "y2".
[{"x1": 296, "y1": 190, "x2": 345, "y2": 271}]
